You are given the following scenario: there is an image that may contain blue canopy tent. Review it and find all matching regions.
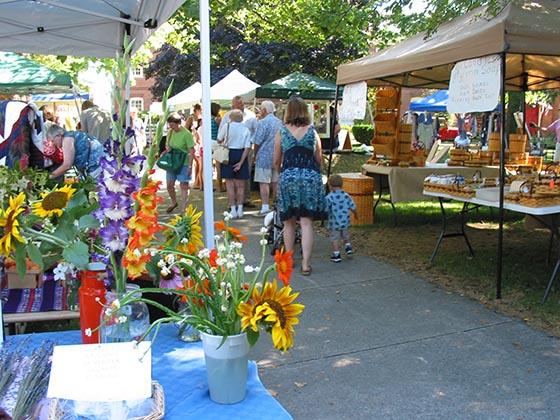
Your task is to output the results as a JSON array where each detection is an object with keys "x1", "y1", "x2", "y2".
[
  {"x1": 31, "y1": 92, "x2": 89, "y2": 102},
  {"x1": 409, "y1": 90, "x2": 448, "y2": 112}
]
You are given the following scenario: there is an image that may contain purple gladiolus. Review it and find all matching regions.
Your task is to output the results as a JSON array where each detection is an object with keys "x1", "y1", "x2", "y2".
[
  {"x1": 99, "y1": 191, "x2": 132, "y2": 221},
  {"x1": 99, "y1": 221, "x2": 129, "y2": 252}
]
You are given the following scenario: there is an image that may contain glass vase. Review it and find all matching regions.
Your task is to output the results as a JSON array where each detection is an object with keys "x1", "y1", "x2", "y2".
[
  {"x1": 175, "y1": 301, "x2": 200, "y2": 342},
  {"x1": 100, "y1": 290, "x2": 150, "y2": 343}
]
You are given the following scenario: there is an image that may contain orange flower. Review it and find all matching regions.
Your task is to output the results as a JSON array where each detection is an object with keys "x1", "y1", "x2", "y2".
[
  {"x1": 122, "y1": 249, "x2": 151, "y2": 279},
  {"x1": 274, "y1": 249, "x2": 294, "y2": 286},
  {"x1": 132, "y1": 180, "x2": 163, "y2": 210},
  {"x1": 209, "y1": 248, "x2": 218, "y2": 267},
  {"x1": 180, "y1": 278, "x2": 213, "y2": 307},
  {"x1": 215, "y1": 221, "x2": 247, "y2": 242}
]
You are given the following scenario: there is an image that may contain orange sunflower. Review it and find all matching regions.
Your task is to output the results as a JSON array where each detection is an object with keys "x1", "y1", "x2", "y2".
[
  {"x1": 274, "y1": 249, "x2": 293, "y2": 286},
  {"x1": 215, "y1": 221, "x2": 247, "y2": 242},
  {"x1": 237, "y1": 281, "x2": 304, "y2": 351}
]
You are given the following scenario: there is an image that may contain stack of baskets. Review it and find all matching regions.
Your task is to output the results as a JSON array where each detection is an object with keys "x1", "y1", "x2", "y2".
[
  {"x1": 447, "y1": 148, "x2": 471, "y2": 166},
  {"x1": 372, "y1": 113, "x2": 397, "y2": 156},
  {"x1": 340, "y1": 173, "x2": 375, "y2": 225},
  {"x1": 505, "y1": 175, "x2": 560, "y2": 207},
  {"x1": 396, "y1": 124, "x2": 413, "y2": 163},
  {"x1": 423, "y1": 174, "x2": 475, "y2": 198}
]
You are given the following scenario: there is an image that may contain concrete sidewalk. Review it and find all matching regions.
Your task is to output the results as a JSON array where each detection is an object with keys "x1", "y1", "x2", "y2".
[{"x1": 231, "y1": 207, "x2": 560, "y2": 420}]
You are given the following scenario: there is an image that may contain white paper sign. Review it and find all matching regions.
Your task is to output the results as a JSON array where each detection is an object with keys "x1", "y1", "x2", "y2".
[
  {"x1": 339, "y1": 81, "x2": 368, "y2": 125},
  {"x1": 447, "y1": 55, "x2": 501, "y2": 114},
  {"x1": 47, "y1": 341, "x2": 152, "y2": 402}
]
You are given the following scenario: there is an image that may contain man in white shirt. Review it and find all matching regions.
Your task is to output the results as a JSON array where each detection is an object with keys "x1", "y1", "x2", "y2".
[{"x1": 80, "y1": 100, "x2": 112, "y2": 142}]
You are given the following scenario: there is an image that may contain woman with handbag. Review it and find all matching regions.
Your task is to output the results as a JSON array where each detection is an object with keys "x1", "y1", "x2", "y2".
[
  {"x1": 216, "y1": 109, "x2": 251, "y2": 218},
  {"x1": 164, "y1": 112, "x2": 195, "y2": 213}
]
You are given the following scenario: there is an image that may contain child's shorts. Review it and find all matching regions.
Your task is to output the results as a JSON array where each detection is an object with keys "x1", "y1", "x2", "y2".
[{"x1": 330, "y1": 228, "x2": 350, "y2": 242}]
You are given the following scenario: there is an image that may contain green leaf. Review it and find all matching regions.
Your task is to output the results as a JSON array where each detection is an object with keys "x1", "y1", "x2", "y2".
[
  {"x1": 62, "y1": 241, "x2": 90, "y2": 269},
  {"x1": 246, "y1": 329, "x2": 260, "y2": 347},
  {"x1": 14, "y1": 244, "x2": 27, "y2": 278},
  {"x1": 27, "y1": 242, "x2": 44, "y2": 271},
  {"x1": 67, "y1": 189, "x2": 87, "y2": 208},
  {"x1": 78, "y1": 214, "x2": 100, "y2": 230},
  {"x1": 53, "y1": 220, "x2": 76, "y2": 242}
]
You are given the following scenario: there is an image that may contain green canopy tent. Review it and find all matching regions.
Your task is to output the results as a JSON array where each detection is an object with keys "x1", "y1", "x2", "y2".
[
  {"x1": 254, "y1": 72, "x2": 338, "y2": 100},
  {"x1": 0, "y1": 52, "x2": 73, "y2": 95}
]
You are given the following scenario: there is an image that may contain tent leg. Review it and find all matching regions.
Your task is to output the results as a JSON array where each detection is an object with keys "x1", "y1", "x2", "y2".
[
  {"x1": 199, "y1": 0, "x2": 214, "y2": 248},
  {"x1": 496, "y1": 52, "x2": 507, "y2": 300},
  {"x1": 326, "y1": 86, "x2": 340, "y2": 180}
]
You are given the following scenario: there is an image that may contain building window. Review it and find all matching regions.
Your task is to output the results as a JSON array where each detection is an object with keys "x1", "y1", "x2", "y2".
[
  {"x1": 130, "y1": 98, "x2": 144, "y2": 111},
  {"x1": 132, "y1": 67, "x2": 144, "y2": 78}
]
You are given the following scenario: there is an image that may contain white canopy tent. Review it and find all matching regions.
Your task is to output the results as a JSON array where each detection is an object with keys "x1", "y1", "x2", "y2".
[
  {"x1": 168, "y1": 71, "x2": 260, "y2": 111},
  {"x1": 168, "y1": 81, "x2": 202, "y2": 110},
  {"x1": 210, "y1": 70, "x2": 260, "y2": 104},
  {"x1": 0, "y1": 1, "x2": 184, "y2": 58}
]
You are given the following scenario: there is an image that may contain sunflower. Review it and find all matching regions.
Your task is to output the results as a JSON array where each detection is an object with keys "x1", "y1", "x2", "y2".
[
  {"x1": 238, "y1": 281, "x2": 304, "y2": 351},
  {"x1": 274, "y1": 249, "x2": 294, "y2": 286},
  {"x1": 168, "y1": 205, "x2": 204, "y2": 254},
  {"x1": 31, "y1": 184, "x2": 75, "y2": 218},
  {"x1": 215, "y1": 220, "x2": 247, "y2": 242},
  {"x1": 0, "y1": 192, "x2": 26, "y2": 256}
]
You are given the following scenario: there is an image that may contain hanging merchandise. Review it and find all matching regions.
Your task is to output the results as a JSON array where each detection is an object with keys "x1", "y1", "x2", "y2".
[{"x1": 338, "y1": 81, "x2": 367, "y2": 125}]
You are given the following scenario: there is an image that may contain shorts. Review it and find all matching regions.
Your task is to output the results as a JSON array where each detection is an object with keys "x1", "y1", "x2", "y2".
[
  {"x1": 166, "y1": 165, "x2": 191, "y2": 183},
  {"x1": 254, "y1": 167, "x2": 279, "y2": 183},
  {"x1": 329, "y1": 228, "x2": 350, "y2": 242},
  {"x1": 221, "y1": 149, "x2": 249, "y2": 180}
]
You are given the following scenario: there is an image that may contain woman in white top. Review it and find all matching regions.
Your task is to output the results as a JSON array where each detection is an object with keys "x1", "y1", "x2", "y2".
[{"x1": 216, "y1": 109, "x2": 252, "y2": 218}]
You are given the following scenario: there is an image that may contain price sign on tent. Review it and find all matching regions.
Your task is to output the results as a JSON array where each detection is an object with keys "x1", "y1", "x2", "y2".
[{"x1": 447, "y1": 55, "x2": 501, "y2": 114}]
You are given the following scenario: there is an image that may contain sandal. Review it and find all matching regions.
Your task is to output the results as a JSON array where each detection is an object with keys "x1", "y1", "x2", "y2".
[
  {"x1": 166, "y1": 203, "x2": 178, "y2": 213},
  {"x1": 301, "y1": 265, "x2": 312, "y2": 276}
]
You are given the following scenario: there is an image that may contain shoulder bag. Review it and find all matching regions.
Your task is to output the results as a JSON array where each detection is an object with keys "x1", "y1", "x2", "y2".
[
  {"x1": 212, "y1": 123, "x2": 230, "y2": 165},
  {"x1": 157, "y1": 148, "x2": 187, "y2": 172}
]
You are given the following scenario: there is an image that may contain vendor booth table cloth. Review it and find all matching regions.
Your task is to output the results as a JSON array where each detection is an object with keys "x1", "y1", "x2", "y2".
[
  {"x1": 362, "y1": 163, "x2": 499, "y2": 203},
  {"x1": 6, "y1": 325, "x2": 292, "y2": 419}
]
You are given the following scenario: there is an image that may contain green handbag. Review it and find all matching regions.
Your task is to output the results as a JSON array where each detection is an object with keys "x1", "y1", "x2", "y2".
[{"x1": 156, "y1": 149, "x2": 187, "y2": 172}]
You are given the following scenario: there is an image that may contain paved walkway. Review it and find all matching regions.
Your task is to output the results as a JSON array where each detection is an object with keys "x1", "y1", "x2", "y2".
[{"x1": 227, "y1": 204, "x2": 560, "y2": 420}]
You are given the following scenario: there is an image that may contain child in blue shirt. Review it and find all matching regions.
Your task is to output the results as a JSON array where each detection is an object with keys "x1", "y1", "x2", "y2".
[{"x1": 325, "y1": 174, "x2": 357, "y2": 262}]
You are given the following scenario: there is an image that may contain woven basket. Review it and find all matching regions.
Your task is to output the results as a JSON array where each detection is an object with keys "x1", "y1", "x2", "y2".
[
  {"x1": 340, "y1": 173, "x2": 374, "y2": 195},
  {"x1": 374, "y1": 120, "x2": 396, "y2": 133},
  {"x1": 375, "y1": 88, "x2": 398, "y2": 110},
  {"x1": 349, "y1": 194, "x2": 374, "y2": 225},
  {"x1": 527, "y1": 156, "x2": 543, "y2": 172},
  {"x1": 398, "y1": 140, "x2": 411, "y2": 153},
  {"x1": 399, "y1": 124, "x2": 413, "y2": 134},
  {"x1": 488, "y1": 132, "x2": 501, "y2": 152},
  {"x1": 49, "y1": 381, "x2": 165, "y2": 420},
  {"x1": 509, "y1": 134, "x2": 527, "y2": 153}
]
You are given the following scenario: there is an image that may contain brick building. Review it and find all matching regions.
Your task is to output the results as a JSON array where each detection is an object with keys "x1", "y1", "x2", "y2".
[{"x1": 129, "y1": 66, "x2": 155, "y2": 112}]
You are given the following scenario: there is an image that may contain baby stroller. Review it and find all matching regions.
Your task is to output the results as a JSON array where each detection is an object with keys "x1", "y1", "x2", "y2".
[{"x1": 264, "y1": 203, "x2": 301, "y2": 256}]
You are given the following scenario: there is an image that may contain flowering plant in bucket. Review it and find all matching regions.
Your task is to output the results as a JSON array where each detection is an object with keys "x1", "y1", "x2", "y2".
[{"x1": 145, "y1": 212, "x2": 305, "y2": 351}]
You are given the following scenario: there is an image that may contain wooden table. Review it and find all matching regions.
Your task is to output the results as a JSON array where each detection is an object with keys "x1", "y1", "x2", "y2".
[
  {"x1": 424, "y1": 190, "x2": 560, "y2": 303},
  {"x1": 4, "y1": 310, "x2": 80, "y2": 334}
]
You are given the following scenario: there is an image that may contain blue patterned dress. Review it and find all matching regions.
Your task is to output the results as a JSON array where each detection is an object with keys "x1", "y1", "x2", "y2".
[{"x1": 278, "y1": 125, "x2": 326, "y2": 221}]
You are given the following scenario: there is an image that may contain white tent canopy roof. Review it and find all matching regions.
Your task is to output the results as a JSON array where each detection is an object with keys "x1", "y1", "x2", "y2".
[
  {"x1": 0, "y1": 0, "x2": 184, "y2": 58},
  {"x1": 168, "y1": 81, "x2": 202, "y2": 110},
  {"x1": 169, "y1": 71, "x2": 260, "y2": 110},
  {"x1": 210, "y1": 70, "x2": 259, "y2": 102}
]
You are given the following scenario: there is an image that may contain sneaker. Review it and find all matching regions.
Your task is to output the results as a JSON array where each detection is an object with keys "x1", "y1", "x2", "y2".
[
  {"x1": 258, "y1": 208, "x2": 270, "y2": 216},
  {"x1": 230, "y1": 207, "x2": 238, "y2": 219},
  {"x1": 330, "y1": 252, "x2": 342, "y2": 263},
  {"x1": 345, "y1": 244, "x2": 354, "y2": 255},
  {"x1": 236, "y1": 206, "x2": 244, "y2": 218}
]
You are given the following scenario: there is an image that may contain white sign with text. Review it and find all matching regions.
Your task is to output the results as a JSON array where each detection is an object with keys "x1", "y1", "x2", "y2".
[
  {"x1": 447, "y1": 55, "x2": 501, "y2": 114},
  {"x1": 339, "y1": 81, "x2": 368, "y2": 125},
  {"x1": 47, "y1": 341, "x2": 152, "y2": 402}
]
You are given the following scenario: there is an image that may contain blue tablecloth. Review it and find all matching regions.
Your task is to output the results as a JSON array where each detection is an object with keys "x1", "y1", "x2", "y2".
[{"x1": 6, "y1": 325, "x2": 292, "y2": 419}]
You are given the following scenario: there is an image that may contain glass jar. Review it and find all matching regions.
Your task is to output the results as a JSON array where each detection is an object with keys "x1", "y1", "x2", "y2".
[
  {"x1": 175, "y1": 301, "x2": 200, "y2": 342},
  {"x1": 100, "y1": 290, "x2": 150, "y2": 343}
]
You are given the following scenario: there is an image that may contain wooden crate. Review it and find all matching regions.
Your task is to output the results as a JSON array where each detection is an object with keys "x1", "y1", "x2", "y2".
[
  {"x1": 6, "y1": 268, "x2": 43, "y2": 288},
  {"x1": 373, "y1": 142, "x2": 395, "y2": 156},
  {"x1": 340, "y1": 173, "x2": 374, "y2": 195},
  {"x1": 375, "y1": 88, "x2": 398, "y2": 110},
  {"x1": 373, "y1": 134, "x2": 395, "y2": 144}
]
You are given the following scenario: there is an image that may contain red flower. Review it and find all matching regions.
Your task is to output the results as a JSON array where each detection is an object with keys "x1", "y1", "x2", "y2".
[{"x1": 209, "y1": 248, "x2": 218, "y2": 267}]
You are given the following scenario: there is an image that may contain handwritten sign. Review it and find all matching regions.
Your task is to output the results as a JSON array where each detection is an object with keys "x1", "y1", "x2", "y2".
[
  {"x1": 339, "y1": 81, "x2": 367, "y2": 125},
  {"x1": 47, "y1": 341, "x2": 152, "y2": 402},
  {"x1": 447, "y1": 55, "x2": 501, "y2": 114}
]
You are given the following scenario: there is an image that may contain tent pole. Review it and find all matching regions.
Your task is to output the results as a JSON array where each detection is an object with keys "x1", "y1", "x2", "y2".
[
  {"x1": 326, "y1": 85, "x2": 340, "y2": 181},
  {"x1": 497, "y1": 52, "x2": 507, "y2": 300},
  {"x1": 200, "y1": 0, "x2": 215, "y2": 248}
]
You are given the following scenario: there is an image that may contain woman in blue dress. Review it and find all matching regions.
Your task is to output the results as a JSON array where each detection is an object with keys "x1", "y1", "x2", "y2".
[{"x1": 273, "y1": 96, "x2": 326, "y2": 276}]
